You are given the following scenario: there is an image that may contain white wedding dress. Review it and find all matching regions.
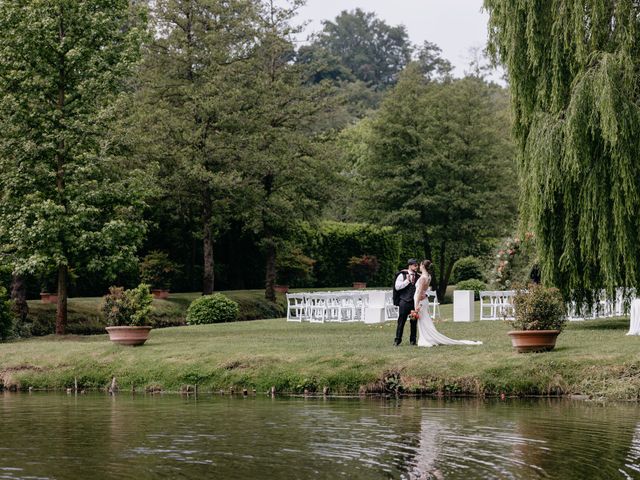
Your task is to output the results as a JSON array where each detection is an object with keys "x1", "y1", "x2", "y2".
[{"x1": 415, "y1": 276, "x2": 482, "y2": 347}]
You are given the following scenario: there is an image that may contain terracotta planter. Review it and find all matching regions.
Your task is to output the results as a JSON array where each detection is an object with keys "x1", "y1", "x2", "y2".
[
  {"x1": 352, "y1": 282, "x2": 367, "y2": 290},
  {"x1": 151, "y1": 289, "x2": 170, "y2": 299},
  {"x1": 106, "y1": 326, "x2": 152, "y2": 346},
  {"x1": 507, "y1": 330, "x2": 561, "y2": 353},
  {"x1": 274, "y1": 285, "x2": 289, "y2": 293},
  {"x1": 40, "y1": 293, "x2": 58, "y2": 304}
]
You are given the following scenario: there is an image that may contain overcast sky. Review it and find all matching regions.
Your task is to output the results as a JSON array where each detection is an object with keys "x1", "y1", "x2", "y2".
[{"x1": 292, "y1": 0, "x2": 498, "y2": 80}]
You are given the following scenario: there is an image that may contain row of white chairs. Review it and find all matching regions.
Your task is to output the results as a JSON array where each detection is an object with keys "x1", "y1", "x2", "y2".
[
  {"x1": 287, "y1": 290, "x2": 442, "y2": 323},
  {"x1": 480, "y1": 291, "x2": 516, "y2": 321},
  {"x1": 383, "y1": 290, "x2": 441, "y2": 321},
  {"x1": 286, "y1": 292, "x2": 368, "y2": 323},
  {"x1": 480, "y1": 288, "x2": 635, "y2": 321},
  {"x1": 567, "y1": 288, "x2": 636, "y2": 321}
]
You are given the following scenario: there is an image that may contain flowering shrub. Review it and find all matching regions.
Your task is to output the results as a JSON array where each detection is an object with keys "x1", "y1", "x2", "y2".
[{"x1": 491, "y1": 232, "x2": 537, "y2": 289}]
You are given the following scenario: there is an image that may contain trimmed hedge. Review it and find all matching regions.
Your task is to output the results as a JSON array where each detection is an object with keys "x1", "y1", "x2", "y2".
[
  {"x1": 310, "y1": 221, "x2": 401, "y2": 288},
  {"x1": 187, "y1": 294, "x2": 239, "y2": 325},
  {"x1": 455, "y1": 279, "x2": 487, "y2": 301},
  {"x1": 452, "y1": 256, "x2": 484, "y2": 284}
]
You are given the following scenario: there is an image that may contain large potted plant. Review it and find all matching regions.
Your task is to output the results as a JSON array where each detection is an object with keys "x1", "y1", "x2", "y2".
[
  {"x1": 275, "y1": 247, "x2": 315, "y2": 293},
  {"x1": 102, "y1": 284, "x2": 153, "y2": 346},
  {"x1": 348, "y1": 255, "x2": 380, "y2": 289},
  {"x1": 508, "y1": 284, "x2": 567, "y2": 353},
  {"x1": 139, "y1": 251, "x2": 179, "y2": 299}
]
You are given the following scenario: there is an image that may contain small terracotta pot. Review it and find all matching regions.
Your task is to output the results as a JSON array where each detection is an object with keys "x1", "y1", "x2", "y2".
[
  {"x1": 106, "y1": 326, "x2": 153, "y2": 346},
  {"x1": 352, "y1": 282, "x2": 367, "y2": 289},
  {"x1": 151, "y1": 289, "x2": 170, "y2": 299},
  {"x1": 274, "y1": 285, "x2": 289, "y2": 293},
  {"x1": 507, "y1": 330, "x2": 561, "y2": 353}
]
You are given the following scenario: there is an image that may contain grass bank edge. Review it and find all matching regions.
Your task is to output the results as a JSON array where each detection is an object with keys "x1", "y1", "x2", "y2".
[{"x1": 1, "y1": 317, "x2": 638, "y2": 400}]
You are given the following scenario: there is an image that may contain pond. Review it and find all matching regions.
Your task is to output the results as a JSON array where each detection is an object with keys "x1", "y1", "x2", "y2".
[{"x1": 1, "y1": 393, "x2": 639, "y2": 479}]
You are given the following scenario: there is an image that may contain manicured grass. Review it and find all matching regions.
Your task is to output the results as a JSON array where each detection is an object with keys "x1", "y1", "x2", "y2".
[{"x1": 2, "y1": 313, "x2": 640, "y2": 399}]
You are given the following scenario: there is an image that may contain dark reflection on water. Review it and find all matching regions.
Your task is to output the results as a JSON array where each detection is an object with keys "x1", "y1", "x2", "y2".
[{"x1": 0, "y1": 393, "x2": 639, "y2": 479}]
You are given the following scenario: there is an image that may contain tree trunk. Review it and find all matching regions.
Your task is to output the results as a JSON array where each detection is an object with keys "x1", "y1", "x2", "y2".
[
  {"x1": 202, "y1": 190, "x2": 214, "y2": 295},
  {"x1": 436, "y1": 241, "x2": 448, "y2": 301},
  {"x1": 264, "y1": 239, "x2": 277, "y2": 302},
  {"x1": 55, "y1": 264, "x2": 68, "y2": 335},
  {"x1": 10, "y1": 274, "x2": 28, "y2": 323}
]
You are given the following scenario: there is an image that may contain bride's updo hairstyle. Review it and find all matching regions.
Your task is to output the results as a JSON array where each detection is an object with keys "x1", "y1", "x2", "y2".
[{"x1": 420, "y1": 260, "x2": 432, "y2": 273}]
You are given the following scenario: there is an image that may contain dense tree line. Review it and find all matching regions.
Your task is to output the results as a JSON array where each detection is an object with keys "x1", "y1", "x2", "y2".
[{"x1": 0, "y1": 0, "x2": 516, "y2": 333}]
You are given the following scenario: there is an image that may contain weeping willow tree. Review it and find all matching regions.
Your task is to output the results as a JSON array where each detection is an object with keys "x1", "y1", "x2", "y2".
[{"x1": 484, "y1": 1, "x2": 640, "y2": 303}]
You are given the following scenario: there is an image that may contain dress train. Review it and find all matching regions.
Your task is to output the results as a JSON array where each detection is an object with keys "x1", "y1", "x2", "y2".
[{"x1": 417, "y1": 300, "x2": 482, "y2": 347}]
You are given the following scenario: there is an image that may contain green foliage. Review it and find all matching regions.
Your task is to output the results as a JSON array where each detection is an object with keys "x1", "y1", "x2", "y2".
[
  {"x1": 187, "y1": 294, "x2": 240, "y2": 325},
  {"x1": 358, "y1": 65, "x2": 517, "y2": 299},
  {"x1": 311, "y1": 222, "x2": 401, "y2": 288},
  {"x1": 101, "y1": 284, "x2": 153, "y2": 327},
  {"x1": 139, "y1": 251, "x2": 180, "y2": 290},
  {"x1": 0, "y1": 0, "x2": 150, "y2": 333},
  {"x1": 512, "y1": 284, "x2": 567, "y2": 332},
  {"x1": 309, "y1": 8, "x2": 412, "y2": 89},
  {"x1": 275, "y1": 247, "x2": 315, "y2": 287},
  {"x1": 485, "y1": 1, "x2": 640, "y2": 303},
  {"x1": 452, "y1": 257, "x2": 484, "y2": 284},
  {"x1": 490, "y1": 233, "x2": 538, "y2": 290},
  {"x1": 347, "y1": 255, "x2": 380, "y2": 283},
  {"x1": 0, "y1": 286, "x2": 14, "y2": 340},
  {"x1": 455, "y1": 279, "x2": 487, "y2": 301}
]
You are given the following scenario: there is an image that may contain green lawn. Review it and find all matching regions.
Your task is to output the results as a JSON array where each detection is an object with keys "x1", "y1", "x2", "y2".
[{"x1": 2, "y1": 313, "x2": 640, "y2": 399}]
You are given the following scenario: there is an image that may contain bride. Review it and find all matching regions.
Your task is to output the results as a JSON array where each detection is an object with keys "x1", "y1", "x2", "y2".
[{"x1": 414, "y1": 260, "x2": 482, "y2": 347}]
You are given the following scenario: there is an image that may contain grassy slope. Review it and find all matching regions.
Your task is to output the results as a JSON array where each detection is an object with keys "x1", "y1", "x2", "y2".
[
  {"x1": 25, "y1": 290, "x2": 287, "y2": 335},
  {"x1": 2, "y1": 306, "x2": 640, "y2": 399}
]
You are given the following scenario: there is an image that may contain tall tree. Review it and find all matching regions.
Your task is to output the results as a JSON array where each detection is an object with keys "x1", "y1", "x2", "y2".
[
  {"x1": 241, "y1": 0, "x2": 336, "y2": 301},
  {"x1": 134, "y1": 0, "x2": 260, "y2": 294},
  {"x1": 309, "y1": 8, "x2": 412, "y2": 90},
  {"x1": 0, "y1": 0, "x2": 150, "y2": 334},
  {"x1": 360, "y1": 64, "x2": 516, "y2": 299},
  {"x1": 484, "y1": 0, "x2": 640, "y2": 302}
]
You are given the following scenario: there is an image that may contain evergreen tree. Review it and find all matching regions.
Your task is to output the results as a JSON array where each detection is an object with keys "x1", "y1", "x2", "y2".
[
  {"x1": 134, "y1": 0, "x2": 260, "y2": 294},
  {"x1": 484, "y1": 0, "x2": 640, "y2": 302},
  {"x1": 241, "y1": 0, "x2": 337, "y2": 301},
  {"x1": 0, "y1": 0, "x2": 150, "y2": 334},
  {"x1": 308, "y1": 8, "x2": 413, "y2": 90},
  {"x1": 360, "y1": 65, "x2": 516, "y2": 299}
]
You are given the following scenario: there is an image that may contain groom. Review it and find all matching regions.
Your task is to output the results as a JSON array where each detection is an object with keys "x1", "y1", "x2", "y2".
[{"x1": 394, "y1": 259, "x2": 420, "y2": 346}]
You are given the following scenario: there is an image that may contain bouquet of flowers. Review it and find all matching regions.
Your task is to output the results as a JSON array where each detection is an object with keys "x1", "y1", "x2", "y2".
[{"x1": 409, "y1": 310, "x2": 420, "y2": 321}]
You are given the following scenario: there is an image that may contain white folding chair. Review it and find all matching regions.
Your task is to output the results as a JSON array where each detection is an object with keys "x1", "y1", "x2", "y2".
[
  {"x1": 426, "y1": 289, "x2": 441, "y2": 320},
  {"x1": 307, "y1": 294, "x2": 327, "y2": 323},
  {"x1": 286, "y1": 294, "x2": 307, "y2": 322}
]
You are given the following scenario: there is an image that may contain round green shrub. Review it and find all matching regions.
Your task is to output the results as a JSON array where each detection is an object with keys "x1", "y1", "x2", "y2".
[
  {"x1": 187, "y1": 294, "x2": 239, "y2": 325},
  {"x1": 451, "y1": 256, "x2": 484, "y2": 284},
  {"x1": 455, "y1": 279, "x2": 487, "y2": 301}
]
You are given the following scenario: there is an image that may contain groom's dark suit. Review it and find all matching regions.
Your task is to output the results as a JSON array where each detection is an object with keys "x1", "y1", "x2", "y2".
[{"x1": 394, "y1": 270, "x2": 419, "y2": 345}]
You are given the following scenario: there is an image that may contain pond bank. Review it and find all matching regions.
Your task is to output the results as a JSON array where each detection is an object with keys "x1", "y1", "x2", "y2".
[{"x1": 1, "y1": 317, "x2": 639, "y2": 400}]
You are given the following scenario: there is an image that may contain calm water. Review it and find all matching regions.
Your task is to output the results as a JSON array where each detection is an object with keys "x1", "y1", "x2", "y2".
[{"x1": 1, "y1": 394, "x2": 640, "y2": 479}]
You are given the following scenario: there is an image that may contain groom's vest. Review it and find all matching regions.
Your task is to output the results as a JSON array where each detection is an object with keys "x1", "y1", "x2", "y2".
[{"x1": 396, "y1": 270, "x2": 420, "y2": 304}]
